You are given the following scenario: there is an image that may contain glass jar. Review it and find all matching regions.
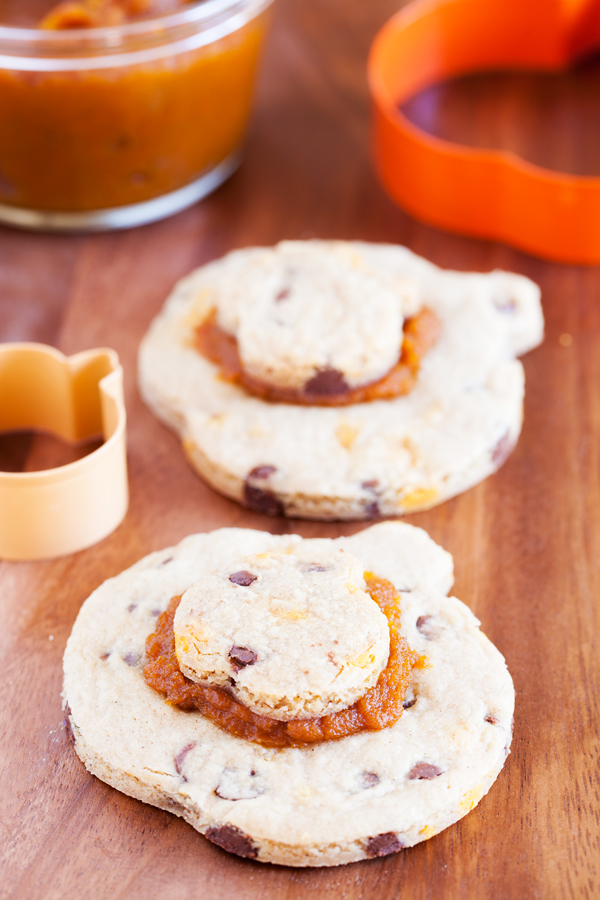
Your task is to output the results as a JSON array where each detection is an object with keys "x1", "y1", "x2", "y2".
[{"x1": 0, "y1": 0, "x2": 273, "y2": 230}]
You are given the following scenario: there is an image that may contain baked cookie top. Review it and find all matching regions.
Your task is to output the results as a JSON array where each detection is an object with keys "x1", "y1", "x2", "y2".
[
  {"x1": 63, "y1": 523, "x2": 514, "y2": 867},
  {"x1": 174, "y1": 544, "x2": 389, "y2": 720},
  {"x1": 197, "y1": 241, "x2": 419, "y2": 392},
  {"x1": 139, "y1": 241, "x2": 544, "y2": 520}
]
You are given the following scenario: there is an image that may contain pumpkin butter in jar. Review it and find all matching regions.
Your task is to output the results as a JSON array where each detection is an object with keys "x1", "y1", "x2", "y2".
[{"x1": 0, "y1": 0, "x2": 273, "y2": 229}]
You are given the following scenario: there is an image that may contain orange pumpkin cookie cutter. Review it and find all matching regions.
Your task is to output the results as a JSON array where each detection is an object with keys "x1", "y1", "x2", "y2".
[
  {"x1": 0, "y1": 343, "x2": 128, "y2": 560},
  {"x1": 369, "y1": 0, "x2": 600, "y2": 264}
]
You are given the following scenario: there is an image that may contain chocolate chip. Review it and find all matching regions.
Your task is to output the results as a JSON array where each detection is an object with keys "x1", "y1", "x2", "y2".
[
  {"x1": 485, "y1": 714, "x2": 500, "y2": 726},
  {"x1": 408, "y1": 762, "x2": 443, "y2": 780},
  {"x1": 402, "y1": 697, "x2": 417, "y2": 710},
  {"x1": 150, "y1": 609, "x2": 161, "y2": 617},
  {"x1": 305, "y1": 563, "x2": 329, "y2": 572},
  {"x1": 159, "y1": 556, "x2": 174, "y2": 567},
  {"x1": 304, "y1": 367, "x2": 350, "y2": 397},
  {"x1": 365, "y1": 832, "x2": 403, "y2": 857},
  {"x1": 229, "y1": 570, "x2": 257, "y2": 587},
  {"x1": 364, "y1": 500, "x2": 380, "y2": 519},
  {"x1": 174, "y1": 742, "x2": 196, "y2": 780},
  {"x1": 123, "y1": 652, "x2": 140, "y2": 667},
  {"x1": 362, "y1": 772, "x2": 380, "y2": 787},
  {"x1": 275, "y1": 288, "x2": 291, "y2": 302},
  {"x1": 248, "y1": 465, "x2": 277, "y2": 479},
  {"x1": 229, "y1": 646, "x2": 258, "y2": 672},
  {"x1": 361, "y1": 479, "x2": 379, "y2": 490},
  {"x1": 63, "y1": 703, "x2": 75, "y2": 745},
  {"x1": 416, "y1": 615, "x2": 441, "y2": 639},
  {"x1": 205, "y1": 824, "x2": 258, "y2": 859},
  {"x1": 127, "y1": 603, "x2": 137, "y2": 613},
  {"x1": 243, "y1": 482, "x2": 284, "y2": 517},
  {"x1": 492, "y1": 431, "x2": 514, "y2": 468}
]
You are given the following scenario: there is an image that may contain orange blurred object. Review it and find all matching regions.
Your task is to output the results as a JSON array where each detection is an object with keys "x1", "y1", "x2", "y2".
[
  {"x1": 0, "y1": 0, "x2": 272, "y2": 230},
  {"x1": 369, "y1": 0, "x2": 600, "y2": 264}
]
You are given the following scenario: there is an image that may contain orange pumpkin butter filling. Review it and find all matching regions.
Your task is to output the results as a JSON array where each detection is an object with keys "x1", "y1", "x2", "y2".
[
  {"x1": 144, "y1": 573, "x2": 426, "y2": 748},
  {"x1": 39, "y1": 1, "x2": 195, "y2": 30},
  {"x1": 195, "y1": 307, "x2": 441, "y2": 406},
  {"x1": 0, "y1": 1, "x2": 268, "y2": 214}
]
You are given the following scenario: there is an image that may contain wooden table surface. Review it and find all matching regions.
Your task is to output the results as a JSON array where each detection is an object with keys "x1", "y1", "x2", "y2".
[{"x1": 1, "y1": 1, "x2": 599, "y2": 897}]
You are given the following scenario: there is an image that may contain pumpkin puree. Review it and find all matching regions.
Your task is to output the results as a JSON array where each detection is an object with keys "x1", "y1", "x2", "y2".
[
  {"x1": 195, "y1": 307, "x2": 441, "y2": 405},
  {"x1": 0, "y1": 1, "x2": 268, "y2": 211},
  {"x1": 144, "y1": 573, "x2": 425, "y2": 748}
]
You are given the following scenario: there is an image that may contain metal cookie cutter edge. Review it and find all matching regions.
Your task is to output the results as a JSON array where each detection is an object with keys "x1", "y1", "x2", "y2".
[
  {"x1": 0, "y1": 343, "x2": 128, "y2": 561},
  {"x1": 369, "y1": 0, "x2": 600, "y2": 264}
]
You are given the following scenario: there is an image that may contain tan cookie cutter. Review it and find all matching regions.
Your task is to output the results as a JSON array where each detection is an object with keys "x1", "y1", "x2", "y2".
[{"x1": 0, "y1": 343, "x2": 128, "y2": 560}]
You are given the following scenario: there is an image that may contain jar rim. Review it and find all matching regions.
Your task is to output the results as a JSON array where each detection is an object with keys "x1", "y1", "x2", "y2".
[
  {"x1": 0, "y1": 0, "x2": 272, "y2": 67},
  {"x1": 0, "y1": 0, "x2": 247, "y2": 38}
]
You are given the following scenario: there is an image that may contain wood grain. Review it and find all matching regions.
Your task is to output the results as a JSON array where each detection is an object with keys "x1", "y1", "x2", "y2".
[{"x1": 1, "y1": 2, "x2": 599, "y2": 897}]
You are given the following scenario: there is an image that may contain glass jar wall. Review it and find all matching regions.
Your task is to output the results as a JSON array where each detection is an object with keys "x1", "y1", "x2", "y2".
[{"x1": 0, "y1": 0, "x2": 272, "y2": 230}]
